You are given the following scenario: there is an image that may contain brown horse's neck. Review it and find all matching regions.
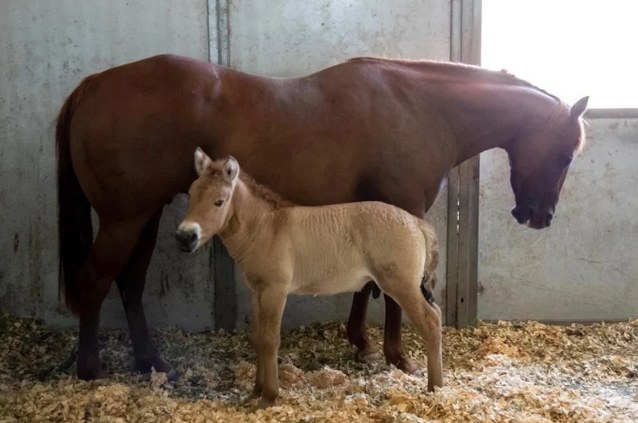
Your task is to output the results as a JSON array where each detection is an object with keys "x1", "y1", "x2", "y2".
[
  {"x1": 218, "y1": 177, "x2": 282, "y2": 263},
  {"x1": 433, "y1": 79, "x2": 564, "y2": 165}
]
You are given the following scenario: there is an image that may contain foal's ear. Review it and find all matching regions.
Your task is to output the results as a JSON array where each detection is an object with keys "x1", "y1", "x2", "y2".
[
  {"x1": 194, "y1": 147, "x2": 212, "y2": 176},
  {"x1": 223, "y1": 156, "x2": 240, "y2": 183},
  {"x1": 570, "y1": 96, "x2": 589, "y2": 119}
]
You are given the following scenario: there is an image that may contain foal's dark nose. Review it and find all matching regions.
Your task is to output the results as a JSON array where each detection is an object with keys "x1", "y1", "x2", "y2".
[{"x1": 176, "y1": 230, "x2": 198, "y2": 252}]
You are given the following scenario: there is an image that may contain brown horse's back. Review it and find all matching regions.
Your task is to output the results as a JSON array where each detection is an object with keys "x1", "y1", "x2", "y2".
[{"x1": 67, "y1": 54, "x2": 453, "y2": 225}]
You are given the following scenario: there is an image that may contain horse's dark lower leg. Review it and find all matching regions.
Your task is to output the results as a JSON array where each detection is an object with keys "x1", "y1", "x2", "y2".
[
  {"x1": 115, "y1": 211, "x2": 173, "y2": 377},
  {"x1": 76, "y1": 220, "x2": 145, "y2": 380},
  {"x1": 347, "y1": 282, "x2": 379, "y2": 360},
  {"x1": 77, "y1": 296, "x2": 105, "y2": 380},
  {"x1": 383, "y1": 294, "x2": 417, "y2": 374}
]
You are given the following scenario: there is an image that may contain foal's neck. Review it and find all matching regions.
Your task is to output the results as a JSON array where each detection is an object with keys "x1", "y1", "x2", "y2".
[{"x1": 218, "y1": 179, "x2": 278, "y2": 262}]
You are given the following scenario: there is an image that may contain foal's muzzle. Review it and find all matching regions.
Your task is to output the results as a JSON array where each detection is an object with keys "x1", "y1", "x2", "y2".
[{"x1": 176, "y1": 222, "x2": 201, "y2": 253}]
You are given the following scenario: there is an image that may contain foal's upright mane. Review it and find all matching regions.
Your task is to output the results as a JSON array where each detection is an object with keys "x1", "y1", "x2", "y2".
[{"x1": 238, "y1": 172, "x2": 293, "y2": 209}]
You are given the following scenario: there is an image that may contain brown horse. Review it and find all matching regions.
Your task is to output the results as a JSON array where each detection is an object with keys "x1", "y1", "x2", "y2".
[
  {"x1": 177, "y1": 151, "x2": 442, "y2": 406},
  {"x1": 56, "y1": 54, "x2": 588, "y2": 380}
]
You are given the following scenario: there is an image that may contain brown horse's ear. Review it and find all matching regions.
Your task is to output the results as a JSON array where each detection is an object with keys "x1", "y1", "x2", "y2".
[
  {"x1": 570, "y1": 96, "x2": 589, "y2": 119},
  {"x1": 223, "y1": 156, "x2": 240, "y2": 183},
  {"x1": 194, "y1": 147, "x2": 211, "y2": 176}
]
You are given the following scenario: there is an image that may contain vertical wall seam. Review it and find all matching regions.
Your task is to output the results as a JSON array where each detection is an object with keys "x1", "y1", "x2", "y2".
[
  {"x1": 446, "y1": 0, "x2": 481, "y2": 328},
  {"x1": 209, "y1": 0, "x2": 236, "y2": 331},
  {"x1": 215, "y1": 0, "x2": 230, "y2": 66}
]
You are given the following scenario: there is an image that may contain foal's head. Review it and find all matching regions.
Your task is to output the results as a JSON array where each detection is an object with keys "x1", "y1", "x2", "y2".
[
  {"x1": 507, "y1": 96, "x2": 588, "y2": 229},
  {"x1": 176, "y1": 148, "x2": 239, "y2": 253}
]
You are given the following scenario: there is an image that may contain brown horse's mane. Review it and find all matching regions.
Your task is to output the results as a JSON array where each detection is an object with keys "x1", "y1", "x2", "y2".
[
  {"x1": 239, "y1": 172, "x2": 294, "y2": 209},
  {"x1": 347, "y1": 57, "x2": 561, "y2": 103}
]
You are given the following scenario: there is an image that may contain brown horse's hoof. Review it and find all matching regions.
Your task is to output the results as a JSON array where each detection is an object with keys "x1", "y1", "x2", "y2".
[
  {"x1": 77, "y1": 355, "x2": 103, "y2": 380},
  {"x1": 393, "y1": 356, "x2": 418, "y2": 374},
  {"x1": 136, "y1": 357, "x2": 178, "y2": 382},
  {"x1": 355, "y1": 348, "x2": 382, "y2": 363}
]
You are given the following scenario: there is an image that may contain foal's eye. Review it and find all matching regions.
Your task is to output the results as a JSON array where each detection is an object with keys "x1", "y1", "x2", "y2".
[{"x1": 214, "y1": 200, "x2": 225, "y2": 207}]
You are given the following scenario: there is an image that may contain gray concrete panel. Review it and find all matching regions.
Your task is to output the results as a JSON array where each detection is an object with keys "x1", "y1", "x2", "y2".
[
  {"x1": 0, "y1": 0, "x2": 211, "y2": 330},
  {"x1": 229, "y1": 0, "x2": 451, "y2": 76},
  {"x1": 478, "y1": 118, "x2": 638, "y2": 321}
]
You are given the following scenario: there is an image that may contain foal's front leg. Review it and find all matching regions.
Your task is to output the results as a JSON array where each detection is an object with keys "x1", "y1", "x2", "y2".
[
  {"x1": 253, "y1": 286, "x2": 287, "y2": 408},
  {"x1": 248, "y1": 295, "x2": 264, "y2": 399}
]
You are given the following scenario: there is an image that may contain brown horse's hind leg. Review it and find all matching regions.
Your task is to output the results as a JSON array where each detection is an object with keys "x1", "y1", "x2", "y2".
[
  {"x1": 76, "y1": 218, "x2": 147, "y2": 380},
  {"x1": 383, "y1": 295, "x2": 417, "y2": 374},
  {"x1": 347, "y1": 282, "x2": 381, "y2": 361},
  {"x1": 114, "y1": 210, "x2": 174, "y2": 378}
]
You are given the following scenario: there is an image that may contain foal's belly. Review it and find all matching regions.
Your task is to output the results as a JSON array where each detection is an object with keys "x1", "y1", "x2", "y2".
[{"x1": 290, "y1": 268, "x2": 372, "y2": 296}]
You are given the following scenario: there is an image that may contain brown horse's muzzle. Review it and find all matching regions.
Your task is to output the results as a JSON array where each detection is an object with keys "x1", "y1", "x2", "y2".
[{"x1": 511, "y1": 204, "x2": 554, "y2": 229}]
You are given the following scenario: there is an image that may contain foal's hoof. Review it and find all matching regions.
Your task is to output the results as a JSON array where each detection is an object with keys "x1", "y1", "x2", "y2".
[
  {"x1": 355, "y1": 348, "x2": 382, "y2": 363},
  {"x1": 257, "y1": 397, "x2": 276, "y2": 409}
]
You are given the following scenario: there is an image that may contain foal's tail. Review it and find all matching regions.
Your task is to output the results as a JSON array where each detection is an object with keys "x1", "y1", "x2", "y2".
[
  {"x1": 418, "y1": 219, "x2": 439, "y2": 291},
  {"x1": 56, "y1": 77, "x2": 95, "y2": 314}
]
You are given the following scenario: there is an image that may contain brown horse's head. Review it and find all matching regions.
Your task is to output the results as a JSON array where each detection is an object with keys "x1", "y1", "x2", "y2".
[
  {"x1": 507, "y1": 96, "x2": 588, "y2": 229},
  {"x1": 176, "y1": 148, "x2": 239, "y2": 252}
]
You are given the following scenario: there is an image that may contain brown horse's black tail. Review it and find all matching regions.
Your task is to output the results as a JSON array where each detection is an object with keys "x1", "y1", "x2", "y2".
[{"x1": 56, "y1": 80, "x2": 93, "y2": 315}]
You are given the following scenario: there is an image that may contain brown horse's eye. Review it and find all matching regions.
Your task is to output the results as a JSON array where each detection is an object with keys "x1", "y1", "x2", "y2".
[
  {"x1": 214, "y1": 200, "x2": 224, "y2": 207},
  {"x1": 558, "y1": 153, "x2": 573, "y2": 168}
]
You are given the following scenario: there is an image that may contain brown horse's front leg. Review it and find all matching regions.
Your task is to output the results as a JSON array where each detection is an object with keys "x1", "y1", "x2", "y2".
[
  {"x1": 347, "y1": 282, "x2": 381, "y2": 362},
  {"x1": 383, "y1": 294, "x2": 417, "y2": 374}
]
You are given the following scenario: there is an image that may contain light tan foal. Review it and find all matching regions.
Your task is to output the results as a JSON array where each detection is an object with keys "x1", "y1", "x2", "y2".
[{"x1": 176, "y1": 149, "x2": 443, "y2": 407}]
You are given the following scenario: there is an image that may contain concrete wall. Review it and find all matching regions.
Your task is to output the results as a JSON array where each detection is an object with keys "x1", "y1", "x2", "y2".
[
  {"x1": 0, "y1": 0, "x2": 453, "y2": 330},
  {"x1": 0, "y1": 0, "x2": 213, "y2": 330},
  {"x1": 478, "y1": 118, "x2": 638, "y2": 321}
]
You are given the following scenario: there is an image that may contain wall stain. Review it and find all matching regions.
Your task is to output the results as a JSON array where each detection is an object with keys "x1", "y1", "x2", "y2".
[{"x1": 13, "y1": 233, "x2": 19, "y2": 253}]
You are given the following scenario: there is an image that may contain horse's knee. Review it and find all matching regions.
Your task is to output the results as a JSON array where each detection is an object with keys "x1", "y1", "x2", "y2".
[
  {"x1": 77, "y1": 266, "x2": 112, "y2": 310},
  {"x1": 425, "y1": 301, "x2": 442, "y2": 330}
]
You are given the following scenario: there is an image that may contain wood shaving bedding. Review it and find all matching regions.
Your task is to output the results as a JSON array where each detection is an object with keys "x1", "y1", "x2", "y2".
[{"x1": 0, "y1": 314, "x2": 636, "y2": 422}]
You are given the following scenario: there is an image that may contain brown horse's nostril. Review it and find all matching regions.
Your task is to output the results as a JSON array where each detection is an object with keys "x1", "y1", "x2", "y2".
[{"x1": 545, "y1": 212, "x2": 553, "y2": 227}]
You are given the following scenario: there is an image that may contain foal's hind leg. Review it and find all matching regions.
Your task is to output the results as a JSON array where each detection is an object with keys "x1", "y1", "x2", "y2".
[
  {"x1": 390, "y1": 286, "x2": 443, "y2": 391},
  {"x1": 115, "y1": 210, "x2": 174, "y2": 378},
  {"x1": 76, "y1": 218, "x2": 147, "y2": 380}
]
